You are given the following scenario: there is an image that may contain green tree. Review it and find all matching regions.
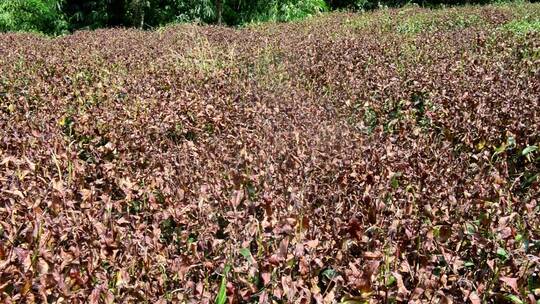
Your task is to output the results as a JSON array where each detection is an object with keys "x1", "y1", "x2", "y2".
[
  {"x1": 125, "y1": 0, "x2": 149, "y2": 28},
  {"x1": 0, "y1": 0, "x2": 67, "y2": 34},
  {"x1": 62, "y1": 0, "x2": 111, "y2": 30},
  {"x1": 224, "y1": 0, "x2": 328, "y2": 24}
]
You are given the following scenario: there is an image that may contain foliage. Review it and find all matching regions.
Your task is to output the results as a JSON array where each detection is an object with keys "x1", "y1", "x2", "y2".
[
  {"x1": 502, "y1": 19, "x2": 540, "y2": 34},
  {"x1": 232, "y1": 0, "x2": 329, "y2": 24},
  {"x1": 169, "y1": 0, "x2": 216, "y2": 23},
  {"x1": 0, "y1": 0, "x2": 67, "y2": 34},
  {"x1": 0, "y1": 0, "x2": 532, "y2": 34},
  {"x1": 58, "y1": 0, "x2": 329, "y2": 30},
  {"x1": 215, "y1": 265, "x2": 230, "y2": 304},
  {"x1": 0, "y1": 2, "x2": 540, "y2": 303},
  {"x1": 64, "y1": 0, "x2": 330, "y2": 30},
  {"x1": 2, "y1": 0, "x2": 531, "y2": 33}
]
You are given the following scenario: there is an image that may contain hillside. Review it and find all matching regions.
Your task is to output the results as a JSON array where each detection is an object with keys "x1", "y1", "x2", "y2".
[{"x1": 1, "y1": 3, "x2": 539, "y2": 303}]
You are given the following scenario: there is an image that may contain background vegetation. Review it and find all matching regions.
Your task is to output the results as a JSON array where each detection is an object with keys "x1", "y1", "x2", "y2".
[
  {"x1": 1, "y1": 0, "x2": 536, "y2": 34},
  {"x1": 0, "y1": 0, "x2": 67, "y2": 33}
]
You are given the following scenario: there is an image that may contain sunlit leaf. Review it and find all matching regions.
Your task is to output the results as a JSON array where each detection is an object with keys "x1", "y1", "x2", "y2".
[
  {"x1": 497, "y1": 247, "x2": 509, "y2": 260},
  {"x1": 522, "y1": 145, "x2": 538, "y2": 156},
  {"x1": 215, "y1": 265, "x2": 231, "y2": 304},
  {"x1": 505, "y1": 294, "x2": 523, "y2": 304}
]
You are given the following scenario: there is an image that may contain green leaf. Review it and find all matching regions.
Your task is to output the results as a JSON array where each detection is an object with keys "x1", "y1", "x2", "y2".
[
  {"x1": 215, "y1": 265, "x2": 231, "y2": 304},
  {"x1": 239, "y1": 248, "x2": 253, "y2": 264},
  {"x1": 507, "y1": 136, "x2": 516, "y2": 148},
  {"x1": 522, "y1": 145, "x2": 538, "y2": 156},
  {"x1": 529, "y1": 272, "x2": 540, "y2": 290},
  {"x1": 465, "y1": 223, "x2": 476, "y2": 235},
  {"x1": 386, "y1": 275, "x2": 396, "y2": 287},
  {"x1": 497, "y1": 247, "x2": 509, "y2": 260},
  {"x1": 433, "y1": 226, "x2": 440, "y2": 238},
  {"x1": 494, "y1": 144, "x2": 506, "y2": 155},
  {"x1": 464, "y1": 261, "x2": 475, "y2": 267},
  {"x1": 390, "y1": 172, "x2": 401, "y2": 189},
  {"x1": 505, "y1": 294, "x2": 523, "y2": 304},
  {"x1": 322, "y1": 268, "x2": 338, "y2": 280},
  {"x1": 526, "y1": 174, "x2": 539, "y2": 184}
]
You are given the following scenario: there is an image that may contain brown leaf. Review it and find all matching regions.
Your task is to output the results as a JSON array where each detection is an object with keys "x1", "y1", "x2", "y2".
[
  {"x1": 499, "y1": 276, "x2": 519, "y2": 294},
  {"x1": 89, "y1": 288, "x2": 101, "y2": 304},
  {"x1": 278, "y1": 237, "x2": 289, "y2": 259},
  {"x1": 261, "y1": 272, "x2": 271, "y2": 286},
  {"x1": 116, "y1": 268, "x2": 130, "y2": 287},
  {"x1": 103, "y1": 290, "x2": 114, "y2": 304},
  {"x1": 363, "y1": 251, "x2": 382, "y2": 259},
  {"x1": 469, "y1": 291, "x2": 481, "y2": 304},
  {"x1": 306, "y1": 239, "x2": 319, "y2": 249},
  {"x1": 392, "y1": 272, "x2": 409, "y2": 296},
  {"x1": 348, "y1": 217, "x2": 363, "y2": 241},
  {"x1": 3, "y1": 189, "x2": 25, "y2": 199},
  {"x1": 80, "y1": 189, "x2": 93, "y2": 202}
]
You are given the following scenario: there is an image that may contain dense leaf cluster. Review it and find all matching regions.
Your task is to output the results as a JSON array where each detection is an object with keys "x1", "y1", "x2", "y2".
[{"x1": 1, "y1": 3, "x2": 539, "y2": 303}]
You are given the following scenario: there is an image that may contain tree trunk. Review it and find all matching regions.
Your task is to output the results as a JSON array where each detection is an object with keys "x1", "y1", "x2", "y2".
[{"x1": 216, "y1": 0, "x2": 223, "y2": 25}]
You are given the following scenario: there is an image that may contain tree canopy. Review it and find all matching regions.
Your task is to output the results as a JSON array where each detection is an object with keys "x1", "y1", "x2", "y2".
[{"x1": 0, "y1": 0, "x2": 529, "y2": 34}]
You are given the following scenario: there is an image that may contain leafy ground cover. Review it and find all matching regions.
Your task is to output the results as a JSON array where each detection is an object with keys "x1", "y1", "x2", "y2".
[{"x1": 0, "y1": 3, "x2": 539, "y2": 303}]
